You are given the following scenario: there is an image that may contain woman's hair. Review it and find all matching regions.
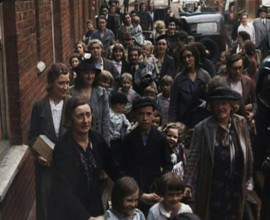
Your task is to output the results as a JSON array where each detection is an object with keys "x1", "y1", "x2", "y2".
[
  {"x1": 74, "y1": 41, "x2": 87, "y2": 53},
  {"x1": 120, "y1": 72, "x2": 133, "y2": 82},
  {"x1": 74, "y1": 69, "x2": 99, "y2": 88},
  {"x1": 110, "y1": 92, "x2": 128, "y2": 105},
  {"x1": 111, "y1": 43, "x2": 126, "y2": 60},
  {"x1": 64, "y1": 95, "x2": 90, "y2": 132},
  {"x1": 157, "y1": 172, "x2": 184, "y2": 197},
  {"x1": 68, "y1": 53, "x2": 81, "y2": 67},
  {"x1": 192, "y1": 42, "x2": 208, "y2": 62},
  {"x1": 139, "y1": 2, "x2": 147, "y2": 10},
  {"x1": 238, "y1": 31, "x2": 250, "y2": 42},
  {"x1": 47, "y1": 63, "x2": 69, "y2": 93},
  {"x1": 111, "y1": 176, "x2": 139, "y2": 214},
  {"x1": 243, "y1": 40, "x2": 256, "y2": 57},
  {"x1": 159, "y1": 75, "x2": 174, "y2": 86},
  {"x1": 97, "y1": 70, "x2": 114, "y2": 86},
  {"x1": 179, "y1": 44, "x2": 201, "y2": 69}
]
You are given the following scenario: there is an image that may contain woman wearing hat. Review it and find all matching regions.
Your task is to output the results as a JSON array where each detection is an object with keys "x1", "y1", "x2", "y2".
[
  {"x1": 69, "y1": 58, "x2": 110, "y2": 145},
  {"x1": 183, "y1": 86, "x2": 253, "y2": 220}
]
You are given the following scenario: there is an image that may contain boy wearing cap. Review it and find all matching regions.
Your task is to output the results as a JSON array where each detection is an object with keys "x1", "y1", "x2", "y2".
[{"x1": 120, "y1": 97, "x2": 173, "y2": 214}]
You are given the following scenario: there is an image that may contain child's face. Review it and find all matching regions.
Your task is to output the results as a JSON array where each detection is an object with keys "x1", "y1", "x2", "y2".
[
  {"x1": 71, "y1": 57, "x2": 80, "y2": 68},
  {"x1": 121, "y1": 79, "x2": 132, "y2": 92},
  {"x1": 144, "y1": 89, "x2": 156, "y2": 99},
  {"x1": 132, "y1": 20, "x2": 139, "y2": 27},
  {"x1": 220, "y1": 52, "x2": 226, "y2": 64},
  {"x1": 114, "y1": 49, "x2": 123, "y2": 62},
  {"x1": 87, "y1": 22, "x2": 94, "y2": 30},
  {"x1": 152, "y1": 115, "x2": 161, "y2": 127},
  {"x1": 142, "y1": 45, "x2": 153, "y2": 57},
  {"x1": 122, "y1": 190, "x2": 139, "y2": 216},
  {"x1": 160, "y1": 83, "x2": 171, "y2": 97},
  {"x1": 166, "y1": 128, "x2": 179, "y2": 149},
  {"x1": 112, "y1": 103, "x2": 126, "y2": 114},
  {"x1": 163, "y1": 189, "x2": 183, "y2": 211},
  {"x1": 99, "y1": 79, "x2": 111, "y2": 90}
]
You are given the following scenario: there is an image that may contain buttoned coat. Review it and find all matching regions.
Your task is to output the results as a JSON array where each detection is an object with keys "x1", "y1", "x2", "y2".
[
  {"x1": 120, "y1": 126, "x2": 173, "y2": 193},
  {"x1": 253, "y1": 18, "x2": 270, "y2": 52},
  {"x1": 184, "y1": 114, "x2": 253, "y2": 220}
]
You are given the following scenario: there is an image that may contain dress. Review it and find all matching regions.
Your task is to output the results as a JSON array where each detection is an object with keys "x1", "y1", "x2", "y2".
[
  {"x1": 48, "y1": 131, "x2": 121, "y2": 220},
  {"x1": 184, "y1": 114, "x2": 253, "y2": 220},
  {"x1": 147, "y1": 201, "x2": 192, "y2": 220},
  {"x1": 105, "y1": 209, "x2": 145, "y2": 220},
  {"x1": 69, "y1": 86, "x2": 110, "y2": 145}
]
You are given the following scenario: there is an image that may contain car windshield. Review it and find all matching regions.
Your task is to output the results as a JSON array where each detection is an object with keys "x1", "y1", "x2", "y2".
[{"x1": 191, "y1": 22, "x2": 218, "y2": 34}]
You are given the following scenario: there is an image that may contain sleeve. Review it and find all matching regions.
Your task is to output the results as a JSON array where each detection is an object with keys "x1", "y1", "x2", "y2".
[
  {"x1": 168, "y1": 77, "x2": 179, "y2": 122},
  {"x1": 183, "y1": 125, "x2": 203, "y2": 191},
  {"x1": 161, "y1": 137, "x2": 174, "y2": 173},
  {"x1": 28, "y1": 103, "x2": 40, "y2": 156},
  {"x1": 101, "y1": 88, "x2": 111, "y2": 146}
]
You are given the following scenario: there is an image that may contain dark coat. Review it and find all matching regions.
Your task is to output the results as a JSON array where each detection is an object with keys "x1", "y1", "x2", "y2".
[
  {"x1": 120, "y1": 126, "x2": 173, "y2": 193},
  {"x1": 159, "y1": 54, "x2": 176, "y2": 79},
  {"x1": 184, "y1": 114, "x2": 253, "y2": 220},
  {"x1": 48, "y1": 131, "x2": 121, "y2": 220},
  {"x1": 104, "y1": 58, "x2": 120, "y2": 80},
  {"x1": 28, "y1": 95, "x2": 69, "y2": 149},
  {"x1": 121, "y1": 59, "x2": 131, "y2": 75}
]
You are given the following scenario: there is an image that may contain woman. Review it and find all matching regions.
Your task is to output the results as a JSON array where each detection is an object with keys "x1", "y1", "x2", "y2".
[
  {"x1": 74, "y1": 41, "x2": 91, "y2": 60},
  {"x1": 48, "y1": 96, "x2": 120, "y2": 220},
  {"x1": 111, "y1": 43, "x2": 130, "y2": 76},
  {"x1": 169, "y1": 44, "x2": 210, "y2": 128},
  {"x1": 183, "y1": 87, "x2": 253, "y2": 220},
  {"x1": 237, "y1": 13, "x2": 255, "y2": 44},
  {"x1": 69, "y1": 58, "x2": 110, "y2": 145},
  {"x1": 154, "y1": 35, "x2": 175, "y2": 80},
  {"x1": 28, "y1": 63, "x2": 70, "y2": 220}
]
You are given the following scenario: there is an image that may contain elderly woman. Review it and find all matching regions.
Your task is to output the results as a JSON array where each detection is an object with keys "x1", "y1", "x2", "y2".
[
  {"x1": 169, "y1": 44, "x2": 210, "y2": 128},
  {"x1": 69, "y1": 58, "x2": 110, "y2": 145},
  {"x1": 28, "y1": 63, "x2": 70, "y2": 220},
  {"x1": 48, "y1": 96, "x2": 120, "y2": 220},
  {"x1": 184, "y1": 87, "x2": 253, "y2": 220}
]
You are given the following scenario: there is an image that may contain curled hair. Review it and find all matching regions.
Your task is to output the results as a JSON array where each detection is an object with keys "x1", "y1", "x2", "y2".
[
  {"x1": 157, "y1": 172, "x2": 184, "y2": 197},
  {"x1": 226, "y1": 53, "x2": 243, "y2": 70},
  {"x1": 162, "y1": 122, "x2": 187, "y2": 141},
  {"x1": 179, "y1": 44, "x2": 201, "y2": 69},
  {"x1": 111, "y1": 177, "x2": 139, "y2": 215},
  {"x1": 97, "y1": 70, "x2": 114, "y2": 87},
  {"x1": 111, "y1": 43, "x2": 126, "y2": 60},
  {"x1": 69, "y1": 53, "x2": 81, "y2": 67},
  {"x1": 238, "y1": 31, "x2": 250, "y2": 42},
  {"x1": 47, "y1": 63, "x2": 69, "y2": 93},
  {"x1": 64, "y1": 95, "x2": 90, "y2": 132},
  {"x1": 74, "y1": 41, "x2": 87, "y2": 53},
  {"x1": 128, "y1": 46, "x2": 142, "y2": 58},
  {"x1": 243, "y1": 40, "x2": 256, "y2": 57}
]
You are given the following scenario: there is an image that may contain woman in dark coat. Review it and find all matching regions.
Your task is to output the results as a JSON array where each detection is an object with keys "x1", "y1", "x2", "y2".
[
  {"x1": 48, "y1": 96, "x2": 121, "y2": 220},
  {"x1": 169, "y1": 44, "x2": 210, "y2": 128},
  {"x1": 28, "y1": 63, "x2": 70, "y2": 220},
  {"x1": 184, "y1": 87, "x2": 253, "y2": 220}
]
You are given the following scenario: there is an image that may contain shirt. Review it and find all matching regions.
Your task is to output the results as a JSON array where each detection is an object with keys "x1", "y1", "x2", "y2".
[{"x1": 49, "y1": 99, "x2": 64, "y2": 138}]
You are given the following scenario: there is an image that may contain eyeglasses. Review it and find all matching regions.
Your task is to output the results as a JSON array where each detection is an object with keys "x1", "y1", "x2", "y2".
[{"x1": 231, "y1": 66, "x2": 243, "y2": 71}]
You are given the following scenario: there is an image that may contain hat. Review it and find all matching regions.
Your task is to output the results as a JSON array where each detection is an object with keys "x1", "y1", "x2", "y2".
[
  {"x1": 207, "y1": 87, "x2": 241, "y2": 101},
  {"x1": 258, "y1": 6, "x2": 267, "y2": 13},
  {"x1": 74, "y1": 58, "x2": 101, "y2": 73},
  {"x1": 229, "y1": 1, "x2": 235, "y2": 7},
  {"x1": 132, "y1": 97, "x2": 157, "y2": 111}
]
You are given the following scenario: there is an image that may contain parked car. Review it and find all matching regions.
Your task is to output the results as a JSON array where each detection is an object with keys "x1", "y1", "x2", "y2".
[{"x1": 181, "y1": 13, "x2": 227, "y2": 63}]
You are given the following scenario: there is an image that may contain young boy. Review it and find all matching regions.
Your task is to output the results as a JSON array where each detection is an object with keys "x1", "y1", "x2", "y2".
[
  {"x1": 157, "y1": 75, "x2": 173, "y2": 125},
  {"x1": 109, "y1": 92, "x2": 131, "y2": 166}
]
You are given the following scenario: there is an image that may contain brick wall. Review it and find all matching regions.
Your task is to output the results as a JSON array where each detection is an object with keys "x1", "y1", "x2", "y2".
[{"x1": 0, "y1": 0, "x2": 98, "y2": 219}]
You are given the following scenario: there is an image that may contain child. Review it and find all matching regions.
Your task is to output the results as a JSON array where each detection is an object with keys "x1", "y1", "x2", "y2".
[
  {"x1": 143, "y1": 84, "x2": 157, "y2": 100},
  {"x1": 68, "y1": 53, "x2": 81, "y2": 86},
  {"x1": 105, "y1": 176, "x2": 145, "y2": 220},
  {"x1": 162, "y1": 123, "x2": 187, "y2": 180},
  {"x1": 97, "y1": 70, "x2": 114, "y2": 96},
  {"x1": 109, "y1": 93, "x2": 131, "y2": 166},
  {"x1": 157, "y1": 75, "x2": 173, "y2": 126},
  {"x1": 216, "y1": 51, "x2": 230, "y2": 75},
  {"x1": 118, "y1": 73, "x2": 140, "y2": 114},
  {"x1": 130, "y1": 16, "x2": 144, "y2": 46},
  {"x1": 147, "y1": 173, "x2": 192, "y2": 220}
]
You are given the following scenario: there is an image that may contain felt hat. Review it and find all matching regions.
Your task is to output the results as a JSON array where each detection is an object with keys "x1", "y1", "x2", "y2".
[
  {"x1": 74, "y1": 58, "x2": 101, "y2": 74},
  {"x1": 207, "y1": 87, "x2": 241, "y2": 101}
]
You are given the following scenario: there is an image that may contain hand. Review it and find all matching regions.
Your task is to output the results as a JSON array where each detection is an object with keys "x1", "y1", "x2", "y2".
[
  {"x1": 183, "y1": 187, "x2": 192, "y2": 198},
  {"x1": 245, "y1": 104, "x2": 252, "y2": 111},
  {"x1": 246, "y1": 111, "x2": 254, "y2": 121},
  {"x1": 140, "y1": 193, "x2": 161, "y2": 206},
  {"x1": 37, "y1": 156, "x2": 51, "y2": 167}
]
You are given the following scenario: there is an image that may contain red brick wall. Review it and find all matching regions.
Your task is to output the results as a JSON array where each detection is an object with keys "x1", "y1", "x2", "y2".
[{"x1": 0, "y1": 0, "x2": 98, "y2": 219}]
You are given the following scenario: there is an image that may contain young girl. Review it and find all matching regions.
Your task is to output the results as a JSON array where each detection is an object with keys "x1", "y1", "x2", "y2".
[
  {"x1": 130, "y1": 16, "x2": 144, "y2": 46},
  {"x1": 147, "y1": 173, "x2": 192, "y2": 220},
  {"x1": 105, "y1": 176, "x2": 145, "y2": 220},
  {"x1": 162, "y1": 123, "x2": 187, "y2": 180},
  {"x1": 68, "y1": 53, "x2": 81, "y2": 86},
  {"x1": 97, "y1": 70, "x2": 114, "y2": 96},
  {"x1": 118, "y1": 73, "x2": 140, "y2": 114}
]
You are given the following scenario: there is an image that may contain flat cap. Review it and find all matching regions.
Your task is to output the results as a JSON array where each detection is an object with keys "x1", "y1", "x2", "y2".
[{"x1": 132, "y1": 97, "x2": 157, "y2": 111}]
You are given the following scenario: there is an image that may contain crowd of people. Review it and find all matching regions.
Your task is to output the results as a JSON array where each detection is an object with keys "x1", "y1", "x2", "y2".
[{"x1": 28, "y1": 1, "x2": 270, "y2": 220}]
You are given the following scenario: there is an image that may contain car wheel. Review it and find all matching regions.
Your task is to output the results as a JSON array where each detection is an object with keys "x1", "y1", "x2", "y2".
[{"x1": 199, "y1": 38, "x2": 220, "y2": 63}]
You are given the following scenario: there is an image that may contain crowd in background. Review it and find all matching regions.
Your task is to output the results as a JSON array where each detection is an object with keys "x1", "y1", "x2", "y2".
[{"x1": 28, "y1": 1, "x2": 270, "y2": 220}]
